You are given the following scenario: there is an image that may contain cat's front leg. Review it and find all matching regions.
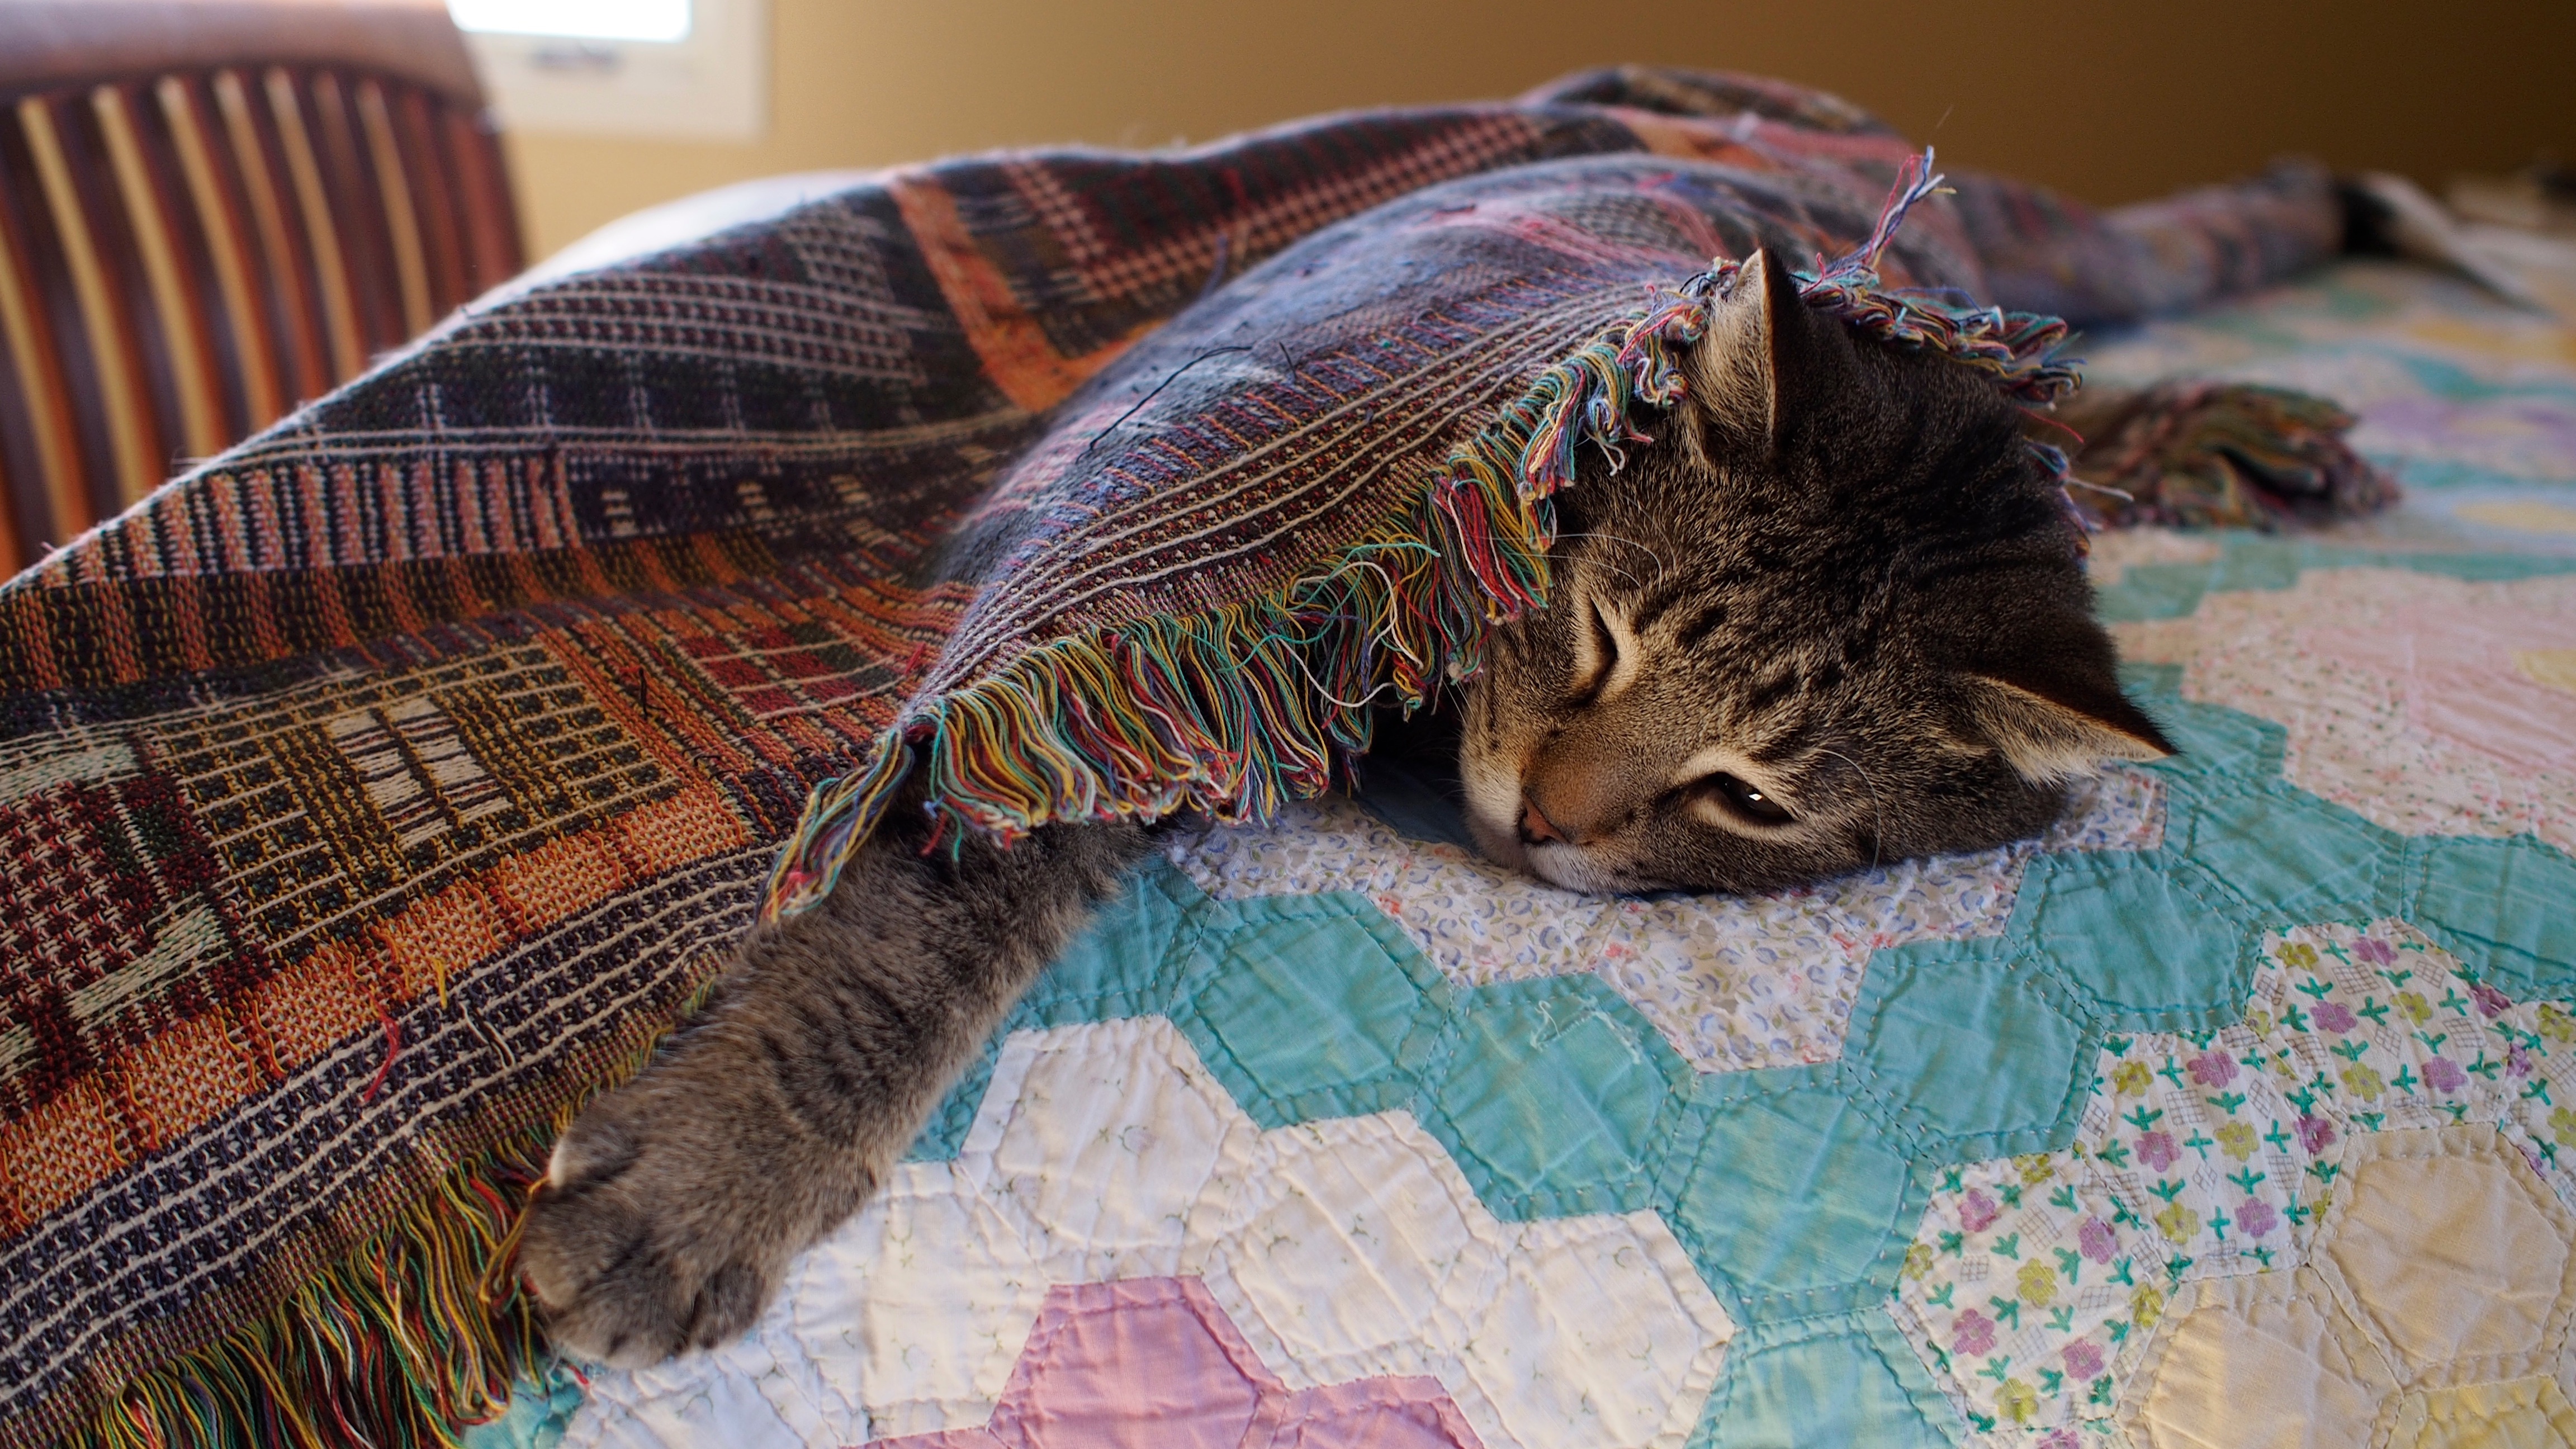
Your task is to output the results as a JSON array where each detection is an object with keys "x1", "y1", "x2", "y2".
[{"x1": 517, "y1": 789, "x2": 1152, "y2": 1367}]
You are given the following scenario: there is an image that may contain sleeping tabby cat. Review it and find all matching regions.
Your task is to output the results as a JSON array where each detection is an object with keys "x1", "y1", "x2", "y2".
[{"x1": 517, "y1": 248, "x2": 2174, "y2": 1366}]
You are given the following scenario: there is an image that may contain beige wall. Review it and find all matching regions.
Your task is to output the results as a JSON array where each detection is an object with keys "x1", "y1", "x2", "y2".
[{"x1": 501, "y1": 0, "x2": 2576, "y2": 261}]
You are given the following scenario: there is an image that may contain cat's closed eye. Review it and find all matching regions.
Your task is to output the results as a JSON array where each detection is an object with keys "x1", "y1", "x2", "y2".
[{"x1": 1569, "y1": 594, "x2": 1631, "y2": 706}]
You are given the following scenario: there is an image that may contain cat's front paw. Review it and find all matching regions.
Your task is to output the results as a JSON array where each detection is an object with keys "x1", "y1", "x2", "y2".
[{"x1": 517, "y1": 1075, "x2": 817, "y2": 1368}]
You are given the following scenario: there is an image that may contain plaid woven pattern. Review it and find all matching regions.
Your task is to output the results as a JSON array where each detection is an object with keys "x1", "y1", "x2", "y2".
[{"x1": 0, "y1": 68, "x2": 2341, "y2": 1446}]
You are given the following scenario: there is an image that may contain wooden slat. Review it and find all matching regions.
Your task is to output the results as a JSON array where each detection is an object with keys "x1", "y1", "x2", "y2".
[
  {"x1": 262, "y1": 66, "x2": 364, "y2": 382},
  {"x1": 440, "y1": 103, "x2": 520, "y2": 295},
  {"x1": 158, "y1": 73, "x2": 286, "y2": 428},
  {"x1": 0, "y1": 115, "x2": 94, "y2": 558},
  {"x1": 391, "y1": 84, "x2": 468, "y2": 314},
  {"x1": 126, "y1": 75, "x2": 259, "y2": 443},
  {"x1": 0, "y1": 154, "x2": 87, "y2": 560},
  {"x1": 63, "y1": 86, "x2": 203, "y2": 506},
  {"x1": 0, "y1": 50, "x2": 520, "y2": 575},
  {"x1": 212, "y1": 66, "x2": 328, "y2": 405},
  {"x1": 17, "y1": 95, "x2": 162, "y2": 508},
  {"x1": 93, "y1": 83, "x2": 227, "y2": 464},
  {"x1": 305, "y1": 70, "x2": 400, "y2": 356},
  {"x1": 0, "y1": 221, "x2": 48, "y2": 567},
  {"x1": 354, "y1": 77, "x2": 430, "y2": 337}
]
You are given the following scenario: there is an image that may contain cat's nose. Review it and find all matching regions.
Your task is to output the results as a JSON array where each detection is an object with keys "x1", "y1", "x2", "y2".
[
  {"x1": 1519, "y1": 798, "x2": 1565, "y2": 845},
  {"x1": 1522, "y1": 748, "x2": 1630, "y2": 846}
]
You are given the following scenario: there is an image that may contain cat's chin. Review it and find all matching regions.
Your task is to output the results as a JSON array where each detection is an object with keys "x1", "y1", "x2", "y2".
[
  {"x1": 1519, "y1": 844, "x2": 1656, "y2": 895},
  {"x1": 1456, "y1": 749, "x2": 1528, "y2": 868},
  {"x1": 1462, "y1": 807, "x2": 1531, "y2": 876}
]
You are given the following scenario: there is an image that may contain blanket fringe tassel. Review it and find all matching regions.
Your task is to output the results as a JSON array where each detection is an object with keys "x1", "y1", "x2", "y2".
[
  {"x1": 67, "y1": 1142, "x2": 552, "y2": 1449},
  {"x1": 2068, "y1": 380, "x2": 2399, "y2": 529},
  {"x1": 61, "y1": 1017, "x2": 697, "y2": 1449}
]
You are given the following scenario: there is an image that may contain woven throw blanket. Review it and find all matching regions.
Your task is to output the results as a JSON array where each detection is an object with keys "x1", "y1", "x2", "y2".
[{"x1": 0, "y1": 67, "x2": 2346, "y2": 1447}]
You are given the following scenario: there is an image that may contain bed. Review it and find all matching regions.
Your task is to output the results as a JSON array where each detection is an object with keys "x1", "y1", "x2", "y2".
[{"x1": 466, "y1": 258, "x2": 2576, "y2": 1448}]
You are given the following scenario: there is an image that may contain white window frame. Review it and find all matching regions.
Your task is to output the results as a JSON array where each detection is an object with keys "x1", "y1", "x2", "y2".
[{"x1": 454, "y1": 0, "x2": 768, "y2": 141}]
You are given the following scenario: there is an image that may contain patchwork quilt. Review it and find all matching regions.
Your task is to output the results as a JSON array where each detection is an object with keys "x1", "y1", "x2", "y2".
[{"x1": 482, "y1": 261, "x2": 2576, "y2": 1447}]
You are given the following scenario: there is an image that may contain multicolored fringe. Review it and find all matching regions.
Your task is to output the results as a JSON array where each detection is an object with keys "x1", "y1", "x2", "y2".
[
  {"x1": 2067, "y1": 380, "x2": 2401, "y2": 529},
  {"x1": 755, "y1": 366, "x2": 1597, "y2": 917},
  {"x1": 1624, "y1": 149, "x2": 2083, "y2": 409},
  {"x1": 69, "y1": 1134, "x2": 551, "y2": 1449},
  {"x1": 755, "y1": 315, "x2": 1673, "y2": 917},
  {"x1": 60, "y1": 992, "x2": 716, "y2": 1449},
  {"x1": 760, "y1": 149, "x2": 2085, "y2": 920}
]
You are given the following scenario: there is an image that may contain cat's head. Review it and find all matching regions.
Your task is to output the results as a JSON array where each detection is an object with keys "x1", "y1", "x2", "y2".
[{"x1": 1460, "y1": 248, "x2": 2172, "y2": 894}]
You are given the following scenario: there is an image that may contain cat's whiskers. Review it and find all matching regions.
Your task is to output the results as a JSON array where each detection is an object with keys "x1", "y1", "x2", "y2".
[
  {"x1": 1813, "y1": 747, "x2": 1887, "y2": 872},
  {"x1": 1550, "y1": 530, "x2": 1669, "y2": 563},
  {"x1": 1550, "y1": 531, "x2": 1670, "y2": 589}
]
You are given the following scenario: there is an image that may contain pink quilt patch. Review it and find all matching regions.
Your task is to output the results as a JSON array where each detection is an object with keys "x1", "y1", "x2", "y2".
[
  {"x1": 875, "y1": 1277, "x2": 1483, "y2": 1448},
  {"x1": 2307, "y1": 591, "x2": 2576, "y2": 776},
  {"x1": 2118, "y1": 569, "x2": 2576, "y2": 850}
]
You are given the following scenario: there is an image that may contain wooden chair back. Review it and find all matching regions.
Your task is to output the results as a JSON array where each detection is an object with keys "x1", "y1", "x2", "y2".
[{"x1": 0, "y1": 0, "x2": 524, "y2": 572}]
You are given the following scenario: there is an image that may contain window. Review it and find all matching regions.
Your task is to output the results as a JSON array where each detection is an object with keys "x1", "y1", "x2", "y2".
[
  {"x1": 448, "y1": 0, "x2": 766, "y2": 141},
  {"x1": 448, "y1": 1, "x2": 692, "y2": 42}
]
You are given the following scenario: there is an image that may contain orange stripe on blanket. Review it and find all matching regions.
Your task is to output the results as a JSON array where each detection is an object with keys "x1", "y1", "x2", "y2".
[
  {"x1": 0, "y1": 1083, "x2": 125, "y2": 1227},
  {"x1": 0, "y1": 1081, "x2": 126, "y2": 1235},
  {"x1": 378, "y1": 880, "x2": 507, "y2": 1003},
  {"x1": 889, "y1": 172, "x2": 1146, "y2": 413},
  {"x1": 245, "y1": 938, "x2": 379, "y2": 1081},
  {"x1": 618, "y1": 783, "x2": 756, "y2": 878},
  {"x1": 491, "y1": 830, "x2": 632, "y2": 937},
  {"x1": 120, "y1": 1011, "x2": 267, "y2": 1156}
]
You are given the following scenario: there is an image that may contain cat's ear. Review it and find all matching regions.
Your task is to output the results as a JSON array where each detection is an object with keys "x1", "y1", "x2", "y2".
[
  {"x1": 1958, "y1": 669, "x2": 2175, "y2": 785},
  {"x1": 1683, "y1": 246, "x2": 1840, "y2": 455}
]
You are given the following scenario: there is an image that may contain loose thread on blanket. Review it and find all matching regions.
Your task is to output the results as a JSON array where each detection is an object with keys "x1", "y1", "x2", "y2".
[
  {"x1": 362, "y1": 1008, "x2": 402, "y2": 1104},
  {"x1": 1080, "y1": 344, "x2": 1255, "y2": 457},
  {"x1": 761, "y1": 146, "x2": 2089, "y2": 920},
  {"x1": 476, "y1": 1179, "x2": 550, "y2": 1311},
  {"x1": 1195, "y1": 228, "x2": 1235, "y2": 303},
  {"x1": 1635, "y1": 148, "x2": 2082, "y2": 409}
]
